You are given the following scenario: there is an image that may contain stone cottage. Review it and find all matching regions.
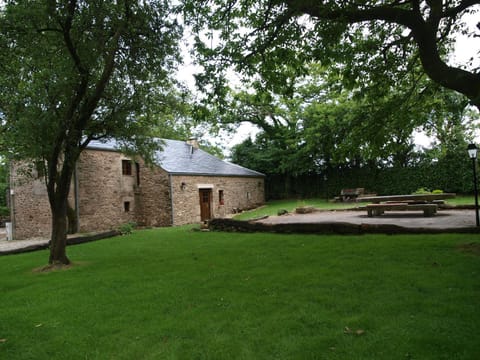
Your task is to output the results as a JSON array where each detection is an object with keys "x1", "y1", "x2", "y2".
[{"x1": 9, "y1": 139, "x2": 265, "y2": 240}]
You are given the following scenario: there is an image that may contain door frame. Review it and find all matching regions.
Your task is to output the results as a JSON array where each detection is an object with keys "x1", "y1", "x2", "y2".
[{"x1": 199, "y1": 188, "x2": 212, "y2": 222}]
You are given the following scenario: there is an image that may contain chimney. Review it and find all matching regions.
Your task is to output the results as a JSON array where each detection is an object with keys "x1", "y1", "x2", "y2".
[{"x1": 186, "y1": 138, "x2": 199, "y2": 149}]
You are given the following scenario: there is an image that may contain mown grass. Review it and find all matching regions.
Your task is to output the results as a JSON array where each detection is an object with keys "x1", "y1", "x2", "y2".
[
  {"x1": 233, "y1": 199, "x2": 365, "y2": 221},
  {"x1": 234, "y1": 196, "x2": 475, "y2": 221},
  {"x1": 1, "y1": 227, "x2": 479, "y2": 359},
  {"x1": 444, "y1": 195, "x2": 475, "y2": 206}
]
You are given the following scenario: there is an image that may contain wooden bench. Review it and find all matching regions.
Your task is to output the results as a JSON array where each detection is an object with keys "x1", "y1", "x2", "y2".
[
  {"x1": 366, "y1": 203, "x2": 438, "y2": 217},
  {"x1": 336, "y1": 188, "x2": 365, "y2": 202}
]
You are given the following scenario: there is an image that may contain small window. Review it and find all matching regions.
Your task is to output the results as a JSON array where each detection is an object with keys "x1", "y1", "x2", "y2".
[
  {"x1": 219, "y1": 190, "x2": 224, "y2": 205},
  {"x1": 124, "y1": 201, "x2": 130, "y2": 212},
  {"x1": 122, "y1": 160, "x2": 132, "y2": 175}
]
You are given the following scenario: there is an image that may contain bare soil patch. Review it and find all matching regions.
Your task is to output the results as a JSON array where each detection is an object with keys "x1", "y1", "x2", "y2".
[
  {"x1": 32, "y1": 261, "x2": 89, "y2": 273},
  {"x1": 457, "y1": 242, "x2": 480, "y2": 256}
]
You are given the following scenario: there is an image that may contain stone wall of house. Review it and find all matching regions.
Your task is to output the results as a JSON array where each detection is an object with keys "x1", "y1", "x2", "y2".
[
  {"x1": 10, "y1": 150, "x2": 143, "y2": 239},
  {"x1": 134, "y1": 160, "x2": 172, "y2": 227},
  {"x1": 77, "y1": 150, "x2": 172, "y2": 231},
  {"x1": 170, "y1": 175, "x2": 265, "y2": 225},
  {"x1": 10, "y1": 162, "x2": 52, "y2": 239},
  {"x1": 76, "y1": 150, "x2": 138, "y2": 233},
  {"x1": 10, "y1": 149, "x2": 264, "y2": 239}
]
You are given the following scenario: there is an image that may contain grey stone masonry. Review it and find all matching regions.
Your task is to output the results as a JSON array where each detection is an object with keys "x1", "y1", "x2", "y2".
[
  {"x1": 171, "y1": 175, "x2": 264, "y2": 225},
  {"x1": 76, "y1": 149, "x2": 137, "y2": 233},
  {"x1": 10, "y1": 162, "x2": 52, "y2": 240}
]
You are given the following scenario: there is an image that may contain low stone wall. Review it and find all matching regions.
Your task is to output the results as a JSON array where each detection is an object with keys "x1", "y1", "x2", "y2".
[
  {"x1": 208, "y1": 218, "x2": 480, "y2": 235},
  {"x1": 0, "y1": 230, "x2": 119, "y2": 256}
]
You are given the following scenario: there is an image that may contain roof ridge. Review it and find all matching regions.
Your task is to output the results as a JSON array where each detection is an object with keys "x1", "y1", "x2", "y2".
[{"x1": 86, "y1": 138, "x2": 264, "y2": 177}]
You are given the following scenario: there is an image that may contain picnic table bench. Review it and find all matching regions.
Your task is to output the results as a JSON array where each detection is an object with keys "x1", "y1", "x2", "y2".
[
  {"x1": 335, "y1": 188, "x2": 365, "y2": 202},
  {"x1": 366, "y1": 203, "x2": 438, "y2": 217},
  {"x1": 359, "y1": 193, "x2": 456, "y2": 204},
  {"x1": 361, "y1": 193, "x2": 456, "y2": 217}
]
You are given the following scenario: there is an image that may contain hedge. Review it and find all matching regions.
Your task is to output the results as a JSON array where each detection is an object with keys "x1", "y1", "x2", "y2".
[{"x1": 265, "y1": 160, "x2": 473, "y2": 199}]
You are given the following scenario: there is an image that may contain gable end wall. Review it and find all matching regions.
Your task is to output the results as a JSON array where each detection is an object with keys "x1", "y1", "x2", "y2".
[
  {"x1": 76, "y1": 150, "x2": 137, "y2": 232},
  {"x1": 10, "y1": 162, "x2": 53, "y2": 239},
  {"x1": 171, "y1": 175, "x2": 265, "y2": 225}
]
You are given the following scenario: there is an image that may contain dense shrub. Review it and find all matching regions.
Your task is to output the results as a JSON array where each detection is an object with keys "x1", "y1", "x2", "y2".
[
  {"x1": 0, "y1": 206, "x2": 9, "y2": 217},
  {"x1": 0, "y1": 182, "x2": 7, "y2": 207}
]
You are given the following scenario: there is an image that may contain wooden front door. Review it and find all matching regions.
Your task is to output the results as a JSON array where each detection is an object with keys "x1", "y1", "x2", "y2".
[{"x1": 199, "y1": 189, "x2": 212, "y2": 221}]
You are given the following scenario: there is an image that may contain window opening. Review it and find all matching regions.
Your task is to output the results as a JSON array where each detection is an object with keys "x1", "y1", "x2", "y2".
[
  {"x1": 122, "y1": 160, "x2": 132, "y2": 175},
  {"x1": 219, "y1": 190, "x2": 224, "y2": 205},
  {"x1": 124, "y1": 201, "x2": 130, "y2": 212}
]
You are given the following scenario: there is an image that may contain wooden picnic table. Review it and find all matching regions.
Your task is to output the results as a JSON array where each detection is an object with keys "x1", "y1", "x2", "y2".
[
  {"x1": 358, "y1": 193, "x2": 456, "y2": 204},
  {"x1": 359, "y1": 193, "x2": 456, "y2": 217}
]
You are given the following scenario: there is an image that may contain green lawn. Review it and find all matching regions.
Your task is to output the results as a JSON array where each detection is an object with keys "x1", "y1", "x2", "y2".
[
  {"x1": 234, "y1": 199, "x2": 366, "y2": 221},
  {"x1": 234, "y1": 196, "x2": 476, "y2": 221},
  {"x1": 1, "y1": 227, "x2": 479, "y2": 359},
  {"x1": 443, "y1": 195, "x2": 475, "y2": 206}
]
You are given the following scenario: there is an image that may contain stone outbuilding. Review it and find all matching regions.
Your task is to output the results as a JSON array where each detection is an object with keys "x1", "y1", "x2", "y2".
[{"x1": 9, "y1": 139, "x2": 265, "y2": 240}]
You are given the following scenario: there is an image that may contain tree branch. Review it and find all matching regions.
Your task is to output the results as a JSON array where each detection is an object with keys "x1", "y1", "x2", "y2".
[
  {"x1": 283, "y1": 0, "x2": 480, "y2": 107},
  {"x1": 285, "y1": 0, "x2": 417, "y2": 28},
  {"x1": 78, "y1": 8, "x2": 129, "y2": 128},
  {"x1": 443, "y1": 0, "x2": 480, "y2": 17},
  {"x1": 37, "y1": 27, "x2": 63, "y2": 34},
  {"x1": 242, "y1": 6, "x2": 296, "y2": 62},
  {"x1": 61, "y1": 0, "x2": 87, "y2": 76}
]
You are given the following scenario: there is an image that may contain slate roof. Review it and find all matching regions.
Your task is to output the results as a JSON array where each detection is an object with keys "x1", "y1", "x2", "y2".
[{"x1": 87, "y1": 138, "x2": 264, "y2": 177}]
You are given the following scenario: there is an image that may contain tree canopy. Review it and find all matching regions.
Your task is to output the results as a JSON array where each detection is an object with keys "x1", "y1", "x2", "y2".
[
  {"x1": 185, "y1": 0, "x2": 480, "y2": 110},
  {"x1": 230, "y1": 65, "x2": 476, "y2": 177},
  {"x1": 0, "y1": 0, "x2": 183, "y2": 264}
]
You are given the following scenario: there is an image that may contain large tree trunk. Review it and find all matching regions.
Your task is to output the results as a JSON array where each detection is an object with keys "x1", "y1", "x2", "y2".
[
  {"x1": 67, "y1": 203, "x2": 78, "y2": 234},
  {"x1": 49, "y1": 198, "x2": 70, "y2": 265},
  {"x1": 47, "y1": 152, "x2": 76, "y2": 266}
]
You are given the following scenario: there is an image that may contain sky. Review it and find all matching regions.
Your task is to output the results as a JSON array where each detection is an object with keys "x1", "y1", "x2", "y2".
[{"x1": 451, "y1": 9, "x2": 480, "y2": 67}]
